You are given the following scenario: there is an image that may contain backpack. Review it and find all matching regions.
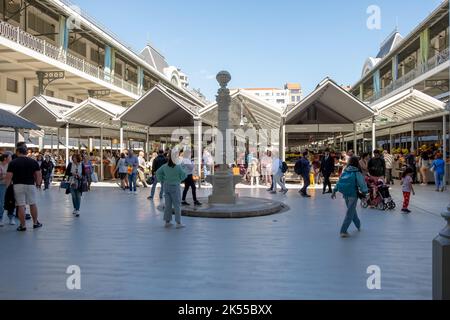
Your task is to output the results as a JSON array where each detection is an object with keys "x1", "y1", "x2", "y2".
[
  {"x1": 294, "y1": 159, "x2": 304, "y2": 175},
  {"x1": 335, "y1": 171, "x2": 357, "y2": 197},
  {"x1": 281, "y1": 161, "x2": 288, "y2": 174}
]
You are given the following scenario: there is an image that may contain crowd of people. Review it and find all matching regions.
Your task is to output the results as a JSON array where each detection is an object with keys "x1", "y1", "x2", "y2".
[{"x1": 0, "y1": 139, "x2": 447, "y2": 235}]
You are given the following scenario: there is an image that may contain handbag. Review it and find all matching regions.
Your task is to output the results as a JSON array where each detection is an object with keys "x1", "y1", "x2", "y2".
[
  {"x1": 355, "y1": 173, "x2": 366, "y2": 199},
  {"x1": 60, "y1": 181, "x2": 70, "y2": 190}
]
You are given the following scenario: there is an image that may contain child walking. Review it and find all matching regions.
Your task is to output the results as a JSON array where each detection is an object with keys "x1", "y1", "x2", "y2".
[{"x1": 401, "y1": 167, "x2": 415, "y2": 214}]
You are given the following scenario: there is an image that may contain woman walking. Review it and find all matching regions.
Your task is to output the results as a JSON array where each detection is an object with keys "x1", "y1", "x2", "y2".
[
  {"x1": 82, "y1": 155, "x2": 93, "y2": 191},
  {"x1": 0, "y1": 152, "x2": 13, "y2": 226},
  {"x1": 332, "y1": 156, "x2": 368, "y2": 238},
  {"x1": 116, "y1": 153, "x2": 129, "y2": 190},
  {"x1": 431, "y1": 153, "x2": 445, "y2": 192},
  {"x1": 156, "y1": 152, "x2": 187, "y2": 229},
  {"x1": 419, "y1": 151, "x2": 430, "y2": 185},
  {"x1": 359, "y1": 153, "x2": 370, "y2": 176},
  {"x1": 64, "y1": 154, "x2": 87, "y2": 217},
  {"x1": 180, "y1": 150, "x2": 202, "y2": 206}
]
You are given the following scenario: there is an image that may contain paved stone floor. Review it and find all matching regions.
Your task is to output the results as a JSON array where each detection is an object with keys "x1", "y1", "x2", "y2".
[{"x1": 0, "y1": 180, "x2": 448, "y2": 300}]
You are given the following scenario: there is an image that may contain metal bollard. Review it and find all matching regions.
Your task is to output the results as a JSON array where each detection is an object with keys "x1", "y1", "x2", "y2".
[{"x1": 432, "y1": 204, "x2": 450, "y2": 300}]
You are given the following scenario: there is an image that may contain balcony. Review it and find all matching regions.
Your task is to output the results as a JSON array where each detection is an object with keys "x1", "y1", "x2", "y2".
[
  {"x1": 0, "y1": 19, "x2": 141, "y2": 98},
  {"x1": 365, "y1": 47, "x2": 449, "y2": 104}
]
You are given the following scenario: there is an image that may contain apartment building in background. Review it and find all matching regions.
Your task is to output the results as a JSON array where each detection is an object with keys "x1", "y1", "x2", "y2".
[{"x1": 242, "y1": 82, "x2": 303, "y2": 110}]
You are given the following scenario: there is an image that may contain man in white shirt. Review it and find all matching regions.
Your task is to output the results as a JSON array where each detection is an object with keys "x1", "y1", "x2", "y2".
[{"x1": 270, "y1": 151, "x2": 287, "y2": 194}]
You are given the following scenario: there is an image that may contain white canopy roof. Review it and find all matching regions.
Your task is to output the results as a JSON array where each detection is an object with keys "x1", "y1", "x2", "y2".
[
  {"x1": 284, "y1": 78, "x2": 374, "y2": 125},
  {"x1": 17, "y1": 95, "x2": 77, "y2": 127},
  {"x1": 372, "y1": 88, "x2": 448, "y2": 123},
  {"x1": 62, "y1": 98, "x2": 125, "y2": 128},
  {"x1": 119, "y1": 84, "x2": 201, "y2": 127},
  {"x1": 200, "y1": 89, "x2": 282, "y2": 130}
]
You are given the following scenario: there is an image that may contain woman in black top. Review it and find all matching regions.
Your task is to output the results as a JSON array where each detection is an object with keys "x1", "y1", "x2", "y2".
[{"x1": 64, "y1": 154, "x2": 87, "y2": 217}]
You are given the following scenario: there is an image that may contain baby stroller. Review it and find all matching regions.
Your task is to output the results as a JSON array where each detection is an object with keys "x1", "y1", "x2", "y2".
[{"x1": 361, "y1": 176, "x2": 396, "y2": 211}]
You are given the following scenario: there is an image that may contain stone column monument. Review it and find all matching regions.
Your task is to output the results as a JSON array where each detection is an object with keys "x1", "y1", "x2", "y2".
[
  {"x1": 433, "y1": 205, "x2": 450, "y2": 300},
  {"x1": 206, "y1": 71, "x2": 241, "y2": 204}
]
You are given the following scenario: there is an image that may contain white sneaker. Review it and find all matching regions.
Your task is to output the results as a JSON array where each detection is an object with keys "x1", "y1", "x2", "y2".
[
  {"x1": 72, "y1": 210, "x2": 77, "y2": 215},
  {"x1": 75, "y1": 211, "x2": 80, "y2": 217},
  {"x1": 165, "y1": 222, "x2": 174, "y2": 228},
  {"x1": 0, "y1": 221, "x2": 4, "y2": 227},
  {"x1": 9, "y1": 217, "x2": 16, "y2": 225},
  {"x1": 176, "y1": 223, "x2": 186, "y2": 229}
]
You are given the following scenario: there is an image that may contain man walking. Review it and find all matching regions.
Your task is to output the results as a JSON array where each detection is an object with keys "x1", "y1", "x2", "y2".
[
  {"x1": 368, "y1": 149, "x2": 385, "y2": 179},
  {"x1": 383, "y1": 150, "x2": 394, "y2": 185},
  {"x1": 5, "y1": 145, "x2": 42, "y2": 232},
  {"x1": 148, "y1": 149, "x2": 167, "y2": 200},
  {"x1": 270, "y1": 151, "x2": 288, "y2": 194},
  {"x1": 320, "y1": 148, "x2": 335, "y2": 194},
  {"x1": 125, "y1": 149, "x2": 139, "y2": 194},
  {"x1": 295, "y1": 151, "x2": 311, "y2": 197}
]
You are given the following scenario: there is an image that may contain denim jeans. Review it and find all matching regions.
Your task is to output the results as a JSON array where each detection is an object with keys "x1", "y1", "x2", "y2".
[
  {"x1": 163, "y1": 183, "x2": 181, "y2": 224},
  {"x1": 70, "y1": 188, "x2": 82, "y2": 211},
  {"x1": 301, "y1": 174, "x2": 310, "y2": 194},
  {"x1": 273, "y1": 173, "x2": 286, "y2": 191},
  {"x1": 150, "y1": 175, "x2": 164, "y2": 199},
  {"x1": 0, "y1": 184, "x2": 5, "y2": 220},
  {"x1": 128, "y1": 172, "x2": 137, "y2": 192},
  {"x1": 435, "y1": 172, "x2": 444, "y2": 190},
  {"x1": 340, "y1": 196, "x2": 360, "y2": 234},
  {"x1": 182, "y1": 174, "x2": 197, "y2": 202}
]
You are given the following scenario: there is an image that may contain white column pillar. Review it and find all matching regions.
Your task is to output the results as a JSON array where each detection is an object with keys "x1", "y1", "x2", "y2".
[
  {"x1": 146, "y1": 127, "x2": 150, "y2": 157},
  {"x1": 119, "y1": 124, "x2": 124, "y2": 152},
  {"x1": 65, "y1": 123, "x2": 69, "y2": 167},
  {"x1": 194, "y1": 118, "x2": 202, "y2": 188},
  {"x1": 14, "y1": 128, "x2": 19, "y2": 146},
  {"x1": 89, "y1": 137, "x2": 93, "y2": 152},
  {"x1": 280, "y1": 117, "x2": 286, "y2": 161},
  {"x1": 38, "y1": 133, "x2": 44, "y2": 152},
  {"x1": 57, "y1": 128, "x2": 60, "y2": 155},
  {"x1": 50, "y1": 131, "x2": 54, "y2": 153},
  {"x1": 371, "y1": 117, "x2": 376, "y2": 155},
  {"x1": 100, "y1": 127, "x2": 104, "y2": 181},
  {"x1": 389, "y1": 127, "x2": 393, "y2": 152},
  {"x1": 353, "y1": 124, "x2": 357, "y2": 155},
  {"x1": 443, "y1": 115, "x2": 447, "y2": 187},
  {"x1": 411, "y1": 122, "x2": 415, "y2": 152}
]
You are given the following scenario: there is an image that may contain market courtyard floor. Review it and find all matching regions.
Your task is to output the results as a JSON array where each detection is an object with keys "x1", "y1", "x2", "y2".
[{"x1": 0, "y1": 181, "x2": 447, "y2": 300}]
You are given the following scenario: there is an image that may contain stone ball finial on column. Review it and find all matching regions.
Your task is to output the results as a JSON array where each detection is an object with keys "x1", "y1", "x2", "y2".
[{"x1": 216, "y1": 71, "x2": 231, "y2": 88}]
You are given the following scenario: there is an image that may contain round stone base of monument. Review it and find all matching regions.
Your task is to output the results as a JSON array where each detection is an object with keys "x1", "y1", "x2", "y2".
[{"x1": 181, "y1": 197, "x2": 287, "y2": 218}]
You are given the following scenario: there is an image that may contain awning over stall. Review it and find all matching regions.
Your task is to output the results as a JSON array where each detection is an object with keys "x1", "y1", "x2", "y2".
[
  {"x1": 0, "y1": 108, "x2": 40, "y2": 130},
  {"x1": 17, "y1": 95, "x2": 77, "y2": 127},
  {"x1": 200, "y1": 89, "x2": 282, "y2": 130},
  {"x1": 119, "y1": 84, "x2": 201, "y2": 127},
  {"x1": 284, "y1": 78, "x2": 374, "y2": 129},
  {"x1": 372, "y1": 88, "x2": 448, "y2": 124}
]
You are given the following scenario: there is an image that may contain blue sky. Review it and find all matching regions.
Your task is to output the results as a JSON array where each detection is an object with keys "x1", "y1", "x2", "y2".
[{"x1": 73, "y1": 0, "x2": 444, "y2": 100}]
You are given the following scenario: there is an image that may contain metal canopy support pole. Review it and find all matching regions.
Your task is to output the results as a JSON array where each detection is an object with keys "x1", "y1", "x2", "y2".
[
  {"x1": 371, "y1": 117, "x2": 376, "y2": 155},
  {"x1": 119, "y1": 123, "x2": 124, "y2": 152},
  {"x1": 65, "y1": 123, "x2": 69, "y2": 167},
  {"x1": 50, "y1": 131, "x2": 53, "y2": 153},
  {"x1": 280, "y1": 117, "x2": 286, "y2": 161},
  {"x1": 146, "y1": 127, "x2": 150, "y2": 157},
  {"x1": 389, "y1": 127, "x2": 393, "y2": 152},
  {"x1": 353, "y1": 124, "x2": 357, "y2": 155},
  {"x1": 411, "y1": 122, "x2": 415, "y2": 152},
  {"x1": 57, "y1": 128, "x2": 60, "y2": 155},
  {"x1": 100, "y1": 127, "x2": 104, "y2": 181},
  {"x1": 194, "y1": 118, "x2": 202, "y2": 189},
  {"x1": 14, "y1": 128, "x2": 19, "y2": 146},
  {"x1": 443, "y1": 115, "x2": 447, "y2": 187}
]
